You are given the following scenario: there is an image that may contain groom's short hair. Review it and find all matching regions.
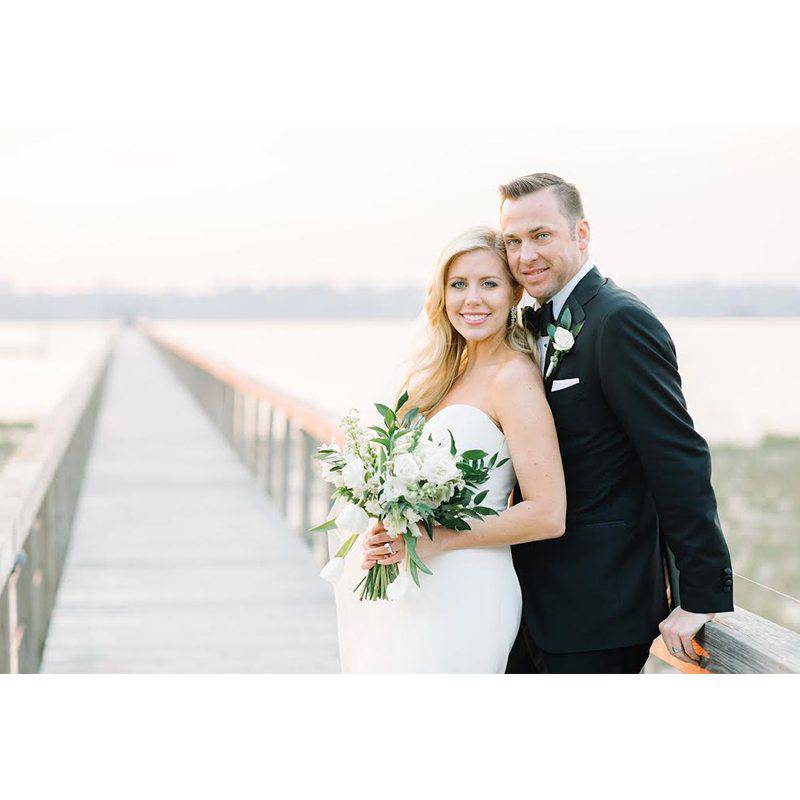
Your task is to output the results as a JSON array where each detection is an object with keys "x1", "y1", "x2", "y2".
[{"x1": 499, "y1": 173, "x2": 584, "y2": 226}]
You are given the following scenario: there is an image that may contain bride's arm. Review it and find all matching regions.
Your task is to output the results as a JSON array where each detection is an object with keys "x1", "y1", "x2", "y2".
[
  {"x1": 437, "y1": 357, "x2": 566, "y2": 551},
  {"x1": 362, "y1": 357, "x2": 565, "y2": 566}
]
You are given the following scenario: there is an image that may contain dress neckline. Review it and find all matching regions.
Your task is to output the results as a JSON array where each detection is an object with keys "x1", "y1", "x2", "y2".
[{"x1": 427, "y1": 403, "x2": 504, "y2": 435}]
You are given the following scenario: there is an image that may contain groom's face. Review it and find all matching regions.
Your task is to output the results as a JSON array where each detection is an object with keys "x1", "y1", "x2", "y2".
[{"x1": 500, "y1": 188, "x2": 589, "y2": 304}]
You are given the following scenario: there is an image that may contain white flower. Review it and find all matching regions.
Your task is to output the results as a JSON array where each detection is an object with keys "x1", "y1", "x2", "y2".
[
  {"x1": 421, "y1": 449, "x2": 460, "y2": 485},
  {"x1": 319, "y1": 557, "x2": 345, "y2": 583},
  {"x1": 335, "y1": 503, "x2": 371, "y2": 536},
  {"x1": 381, "y1": 475, "x2": 407, "y2": 503},
  {"x1": 365, "y1": 498, "x2": 383, "y2": 517},
  {"x1": 552, "y1": 326, "x2": 575, "y2": 352},
  {"x1": 393, "y1": 453, "x2": 421, "y2": 483},
  {"x1": 319, "y1": 460, "x2": 344, "y2": 486},
  {"x1": 426, "y1": 426, "x2": 452, "y2": 449},
  {"x1": 393, "y1": 431, "x2": 415, "y2": 454},
  {"x1": 387, "y1": 571, "x2": 410, "y2": 601},
  {"x1": 384, "y1": 509, "x2": 409, "y2": 538},
  {"x1": 404, "y1": 506, "x2": 421, "y2": 525},
  {"x1": 340, "y1": 457, "x2": 367, "y2": 491}
]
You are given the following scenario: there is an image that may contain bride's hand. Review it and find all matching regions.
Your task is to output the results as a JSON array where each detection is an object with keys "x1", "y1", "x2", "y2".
[{"x1": 361, "y1": 522, "x2": 442, "y2": 569}]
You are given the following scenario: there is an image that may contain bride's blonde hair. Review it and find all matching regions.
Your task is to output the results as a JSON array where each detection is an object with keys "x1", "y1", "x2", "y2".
[{"x1": 399, "y1": 226, "x2": 538, "y2": 417}]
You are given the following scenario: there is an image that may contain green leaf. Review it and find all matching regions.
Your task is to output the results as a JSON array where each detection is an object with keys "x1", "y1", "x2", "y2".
[
  {"x1": 308, "y1": 518, "x2": 338, "y2": 533},
  {"x1": 560, "y1": 306, "x2": 572, "y2": 329},
  {"x1": 547, "y1": 323, "x2": 557, "y2": 338},
  {"x1": 487, "y1": 453, "x2": 497, "y2": 468},
  {"x1": 571, "y1": 320, "x2": 584, "y2": 337},
  {"x1": 461, "y1": 449, "x2": 488, "y2": 461},
  {"x1": 449, "y1": 431, "x2": 457, "y2": 456},
  {"x1": 374, "y1": 403, "x2": 395, "y2": 421},
  {"x1": 452, "y1": 519, "x2": 471, "y2": 531},
  {"x1": 370, "y1": 436, "x2": 390, "y2": 447},
  {"x1": 409, "y1": 559, "x2": 420, "y2": 587},
  {"x1": 421, "y1": 517, "x2": 434, "y2": 540},
  {"x1": 494, "y1": 457, "x2": 509, "y2": 468},
  {"x1": 474, "y1": 506, "x2": 500, "y2": 516},
  {"x1": 334, "y1": 533, "x2": 359, "y2": 558},
  {"x1": 473, "y1": 490, "x2": 489, "y2": 505},
  {"x1": 368, "y1": 425, "x2": 388, "y2": 436},
  {"x1": 395, "y1": 390, "x2": 409, "y2": 413},
  {"x1": 405, "y1": 534, "x2": 433, "y2": 575}
]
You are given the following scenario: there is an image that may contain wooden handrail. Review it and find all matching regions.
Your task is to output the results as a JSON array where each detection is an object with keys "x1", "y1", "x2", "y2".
[
  {"x1": 1, "y1": 334, "x2": 116, "y2": 672},
  {"x1": 651, "y1": 605, "x2": 800, "y2": 674},
  {"x1": 145, "y1": 326, "x2": 343, "y2": 446}
]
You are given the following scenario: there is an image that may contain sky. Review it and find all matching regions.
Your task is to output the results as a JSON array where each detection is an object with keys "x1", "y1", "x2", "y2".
[
  {"x1": 1, "y1": 3, "x2": 797, "y2": 294},
  {"x1": 2, "y1": 127, "x2": 798, "y2": 293}
]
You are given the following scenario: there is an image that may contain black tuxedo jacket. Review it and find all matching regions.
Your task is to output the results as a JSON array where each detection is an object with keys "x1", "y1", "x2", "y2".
[{"x1": 512, "y1": 267, "x2": 734, "y2": 654}]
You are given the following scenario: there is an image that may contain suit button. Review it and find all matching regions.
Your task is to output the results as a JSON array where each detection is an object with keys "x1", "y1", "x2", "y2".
[{"x1": 723, "y1": 567, "x2": 733, "y2": 575}]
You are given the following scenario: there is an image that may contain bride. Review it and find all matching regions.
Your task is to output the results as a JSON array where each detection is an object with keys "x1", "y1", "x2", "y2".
[{"x1": 327, "y1": 226, "x2": 566, "y2": 673}]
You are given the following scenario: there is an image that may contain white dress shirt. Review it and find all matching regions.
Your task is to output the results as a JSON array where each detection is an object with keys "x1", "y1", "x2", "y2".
[{"x1": 535, "y1": 256, "x2": 595, "y2": 374}]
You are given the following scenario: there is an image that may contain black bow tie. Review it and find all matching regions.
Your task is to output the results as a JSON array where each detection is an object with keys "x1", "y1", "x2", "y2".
[{"x1": 522, "y1": 302, "x2": 554, "y2": 337}]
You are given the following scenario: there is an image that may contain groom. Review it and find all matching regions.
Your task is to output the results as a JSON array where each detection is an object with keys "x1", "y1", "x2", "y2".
[{"x1": 501, "y1": 173, "x2": 734, "y2": 674}]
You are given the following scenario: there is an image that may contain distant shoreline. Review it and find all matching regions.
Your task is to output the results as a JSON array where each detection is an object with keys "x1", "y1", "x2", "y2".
[{"x1": 2, "y1": 282, "x2": 800, "y2": 320}]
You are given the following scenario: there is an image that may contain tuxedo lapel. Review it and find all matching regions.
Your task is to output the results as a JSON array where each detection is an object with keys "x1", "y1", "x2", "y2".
[{"x1": 544, "y1": 267, "x2": 606, "y2": 390}]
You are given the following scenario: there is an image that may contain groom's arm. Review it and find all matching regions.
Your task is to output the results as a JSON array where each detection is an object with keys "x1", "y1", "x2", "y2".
[{"x1": 597, "y1": 301, "x2": 734, "y2": 615}]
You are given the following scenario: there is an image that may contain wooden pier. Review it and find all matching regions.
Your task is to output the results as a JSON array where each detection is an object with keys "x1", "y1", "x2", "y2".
[{"x1": 18, "y1": 329, "x2": 338, "y2": 673}]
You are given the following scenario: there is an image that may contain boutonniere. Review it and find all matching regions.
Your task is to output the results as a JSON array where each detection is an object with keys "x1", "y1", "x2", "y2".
[{"x1": 545, "y1": 307, "x2": 584, "y2": 379}]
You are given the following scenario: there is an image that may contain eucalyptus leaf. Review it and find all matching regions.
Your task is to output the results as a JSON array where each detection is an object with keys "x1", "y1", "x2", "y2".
[
  {"x1": 409, "y1": 559, "x2": 420, "y2": 587},
  {"x1": 561, "y1": 306, "x2": 572, "y2": 329},
  {"x1": 395, "y1": 390, "x2": 409, "y2": 412},
  {"x1": 374, "y1": 403, "x2": 395, "y2": 420}
]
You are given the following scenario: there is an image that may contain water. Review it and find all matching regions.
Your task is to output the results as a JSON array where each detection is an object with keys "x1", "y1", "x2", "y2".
[{"x1": 0, "y1": 321, "x2": 117, "y2": 421}]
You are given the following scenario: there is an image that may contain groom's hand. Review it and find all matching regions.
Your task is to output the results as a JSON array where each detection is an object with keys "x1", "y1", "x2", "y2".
[{"x1": 658, "y1": 606, "x2": 715, "y2": 664}]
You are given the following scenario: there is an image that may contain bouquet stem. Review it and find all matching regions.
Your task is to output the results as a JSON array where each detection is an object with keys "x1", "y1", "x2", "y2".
[{"x1": 355, "y1": 562, "x2": 399, "y2": 601}]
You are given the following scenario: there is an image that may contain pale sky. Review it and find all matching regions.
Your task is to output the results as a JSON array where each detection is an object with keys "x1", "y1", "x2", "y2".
[
  {"x1": 1, "y1": 127, "x2": 798, "y2": 293},
  {"x1": 1, "y1": 4, "x2": 797, "y2": 294}
]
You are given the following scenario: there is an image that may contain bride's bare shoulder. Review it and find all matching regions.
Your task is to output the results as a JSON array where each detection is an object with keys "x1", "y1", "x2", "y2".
[
  {"x1": 492, "y1": 352, "x2": 542, "y2": 390},
  {"x1": 490, "y1": 353, "x2": 545, "y2": 414}
]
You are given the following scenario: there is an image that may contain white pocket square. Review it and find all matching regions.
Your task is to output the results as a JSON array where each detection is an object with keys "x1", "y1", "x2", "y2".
[{"x1": 551, "y1": 378, "x2": 580, "y2": 392}]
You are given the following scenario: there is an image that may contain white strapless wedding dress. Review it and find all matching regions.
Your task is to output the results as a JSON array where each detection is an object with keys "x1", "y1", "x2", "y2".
[{"x1": 327, "y1": 404, "x2": 522, "y2": 673}]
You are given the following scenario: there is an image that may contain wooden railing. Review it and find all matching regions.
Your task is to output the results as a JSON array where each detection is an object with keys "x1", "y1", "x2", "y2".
[
  {"x1": 145, "y1": 327, "x2": 341, "y2": 564},
  {"x1": 145, "y1": 327, "x2": 800, "y2": 675},
  {"x1": 0, "y1": 339, "x2": 116, "y2": 673}
]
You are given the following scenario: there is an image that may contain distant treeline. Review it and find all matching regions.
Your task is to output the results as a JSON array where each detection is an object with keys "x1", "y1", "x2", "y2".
[{"x1": 1, "y1": 282, "x2": 799, "y2": 319}]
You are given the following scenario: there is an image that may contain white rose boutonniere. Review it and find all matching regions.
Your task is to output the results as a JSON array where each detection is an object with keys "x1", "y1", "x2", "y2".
[{"x1": 545, "y1": 307, "x2": 584, "y2": 379}]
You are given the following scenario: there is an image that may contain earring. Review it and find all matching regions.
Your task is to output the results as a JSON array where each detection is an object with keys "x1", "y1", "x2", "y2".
[{"x1": 508, "y1": 307, "x2": 517, "y2": 326}]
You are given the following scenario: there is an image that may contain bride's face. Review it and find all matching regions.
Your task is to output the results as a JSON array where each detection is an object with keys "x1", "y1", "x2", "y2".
[{"x1": 444, "y1": 250, "x2": 519, "y2": 343}]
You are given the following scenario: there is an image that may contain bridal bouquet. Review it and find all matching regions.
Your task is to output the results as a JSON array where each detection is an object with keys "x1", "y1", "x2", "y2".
[{"x1": 311, "y1": 392, "x2": 506, "y2": 600}]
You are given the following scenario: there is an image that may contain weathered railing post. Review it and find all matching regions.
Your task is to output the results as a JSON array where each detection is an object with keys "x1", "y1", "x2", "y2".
[
  {"x1": 280, "y1": 417, "x2": 292, "y2": 516},
  {"x1": 265, "y1": 406, "x2": 275, "y2": 497},
  {"x1": 300, "y1": 431, "x2": 315, "y2": 537}
]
